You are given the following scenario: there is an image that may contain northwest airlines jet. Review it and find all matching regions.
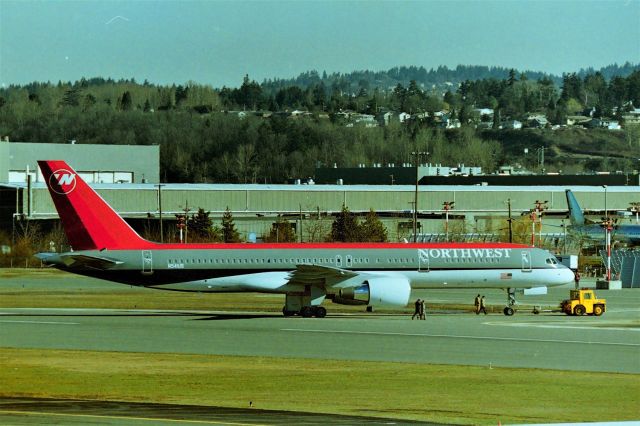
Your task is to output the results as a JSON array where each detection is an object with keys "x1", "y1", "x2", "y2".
[{"x1": 35, "y1": 160, "x2": 574, "y2": 317}]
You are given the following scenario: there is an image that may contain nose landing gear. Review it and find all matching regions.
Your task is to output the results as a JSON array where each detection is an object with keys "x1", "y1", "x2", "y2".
[{"x1": 503, "y1": 288, "x2": 517, "y2": 316}]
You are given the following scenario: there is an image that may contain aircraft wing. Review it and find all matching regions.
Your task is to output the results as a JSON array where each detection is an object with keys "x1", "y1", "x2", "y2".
[
  {"x1": 58, "y1": 254, "x2": 124, "y2": 270},
  {"x1": 287, "y1": 264, "x2": 360, "y2": 288}
]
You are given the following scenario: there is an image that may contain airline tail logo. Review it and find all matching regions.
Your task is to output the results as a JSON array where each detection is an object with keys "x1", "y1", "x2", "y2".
[{"x1": 49, "y1": 169, "x2": 77, "y2": 194}]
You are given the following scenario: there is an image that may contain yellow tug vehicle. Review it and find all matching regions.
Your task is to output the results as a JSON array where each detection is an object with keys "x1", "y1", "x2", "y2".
[{"x1": 561, "y1": 289, "x2": 606, "y2": 316}]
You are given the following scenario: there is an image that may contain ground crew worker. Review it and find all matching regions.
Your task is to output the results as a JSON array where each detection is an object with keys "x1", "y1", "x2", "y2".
[
  {"x1": 419, "y1": 299, "x2": 426, "y2": 320},
  {"x1": 474, "y1": 294, "x2": 481, "y2": 314},
  {"x1": 574, "y1": 270, "x2": 580, "y2": 289},
  {"x1": 478, "y1": 295, "x2": 488, "y2": 315},
  {"x1": 412, "y1": 299, "x2": 421, "y2": 320}
]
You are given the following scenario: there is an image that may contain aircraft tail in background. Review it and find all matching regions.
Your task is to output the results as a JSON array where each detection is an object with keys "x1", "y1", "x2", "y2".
[
  {"x1": 37, "y1": 160, "x2": 150, "y2": 251},
  {"x1": 565, "y1": 189, "x2": 586, "y2": 226}
]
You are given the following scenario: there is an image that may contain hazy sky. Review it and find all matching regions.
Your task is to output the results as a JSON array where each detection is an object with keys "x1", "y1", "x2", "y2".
[{"x1": 1, "y1": 0, "x2": 639, "y2": 88}]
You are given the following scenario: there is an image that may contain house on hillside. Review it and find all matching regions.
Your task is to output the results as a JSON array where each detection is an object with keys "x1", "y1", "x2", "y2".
[
  {"x1": 527, "y1": 115, "x2": 548, "y2": 128},
  {"x1": 398, "y1": 112, "x2": 411, "y2": 123},
  {"x1": 376, "y1": 111, "x2": 393, "y2": 126},
  {"x1": 622, "y1": 108, "x2": 640, "y2": 126},
  {"x1": 502, "y1": 120, "x2": 522, "y2": 130}
]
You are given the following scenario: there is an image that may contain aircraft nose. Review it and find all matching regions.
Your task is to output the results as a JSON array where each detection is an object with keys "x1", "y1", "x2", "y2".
[{"x1": 558, "y1": 267, "x2": 575, "y2": 285}]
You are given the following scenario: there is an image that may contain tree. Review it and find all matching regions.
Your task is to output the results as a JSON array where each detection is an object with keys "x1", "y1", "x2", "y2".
[
  {"x1": 264, "y1": 217, "x2": 296, "y2": 242},
  {"x1": 237, "y1": 75, "x2": 262, "y2": 110},
  {"x1": 360, "y1": 209, "x2": 388, "y2": 242},
  {"x1": 330, "y1": 205, "x2": 360, "y2": 242},
  {"x1": 188, "y1": 208, "x2": 222, "y2": 242},
  {"x1": 118, "y1": 91, "x2": 133, "y2": 111},
  {"x1": 221, "y1": 207, "x2": 241, "y2": 242}
]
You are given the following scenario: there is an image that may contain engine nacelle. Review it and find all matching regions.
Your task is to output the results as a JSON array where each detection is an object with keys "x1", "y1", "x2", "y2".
[
  {"x1": 521, "y1": 286, "x2": 548, "y2": 296},
  {"x1": 333, "y1": 277, "x2": 411, "y2": 307}
]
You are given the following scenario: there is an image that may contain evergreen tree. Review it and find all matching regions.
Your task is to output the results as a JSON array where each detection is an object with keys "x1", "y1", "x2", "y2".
[
  {"x1": 330, "y1": 205, "x2": 360, "y2": 242},
  {"x1": 360, "y1": 209, "x2": 388, "y2": 242},
  {"x1": 221, "y1": 207, "x2": 241, "y2": 242},
  {"x1": 188, "y1": 208, "x2": 222, "y2": 242},
  {"x1": 118, "y1": 91, "x2": 133, "y2": 111}
]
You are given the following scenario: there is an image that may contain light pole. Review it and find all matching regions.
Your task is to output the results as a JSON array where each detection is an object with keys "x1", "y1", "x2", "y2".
[
  {"x1": 602, "y1": 185, "x2": 608, "y2": 246},
  {"x1": 523, "y1": 147, "x2": 545, "y2": 172},
  {"x1": 530, "y1": 200, "x2": 548, "y2": 247},
  {"x1": 412, "y1": 151, "x2": 428, "y2": 242},
  {"x1": 603, "y1": 218, "x2": 613, "y2": 281},
  {"x1": 506, "y1": 198, "x2": 513, "y2": 243},
  {"x1": 156, "y1": 184, "x2": 165, "y2": 243},
  {"x1": 630, "y1": 202, "x2": 640, "y2": 224},
  {"x1": 443, "y1": 201, "x2": 454, "y2": 242}
]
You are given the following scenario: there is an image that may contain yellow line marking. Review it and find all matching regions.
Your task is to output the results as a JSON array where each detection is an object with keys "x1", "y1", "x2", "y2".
[{"x1": 0, "y1": 409, "x2": 266, "y2": 425}]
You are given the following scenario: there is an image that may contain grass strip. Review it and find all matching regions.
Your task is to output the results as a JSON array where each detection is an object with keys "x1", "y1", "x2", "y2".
[{"x1": 0, "y1": 347, "x2": 638, "y2": 425}]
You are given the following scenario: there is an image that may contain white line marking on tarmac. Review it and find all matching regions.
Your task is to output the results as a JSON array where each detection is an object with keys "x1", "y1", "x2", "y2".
[
  {"x1": 0, "y1": 320, "x2": 79, "y2": 325},
  {"x1": 484, "y1": 321, "x2": 640, "y2": 332},
  {"x1": 0, "y1": 409, "x2": 263, "y2": 425},
  {"x1": 280, "y1": 328, "x2": 640, "y2": 347}
]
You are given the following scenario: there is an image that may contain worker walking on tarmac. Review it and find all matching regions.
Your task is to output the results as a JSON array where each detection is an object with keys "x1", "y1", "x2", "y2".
[
  {"x1": 412, "y1": 299, "x2": 421, "y2": 320},
  {"x1": 478, "y1": 295, "x2": 488, "y2": 315},
  {"x1": 574, "y1": 270, "x2": 581, "y2": 289},
  {"x1": 419, "y1": 299, "x2": 426, "y2": 320},
  {"x1": 474, "y1": 294, "x2": 481, "y2": 314}
]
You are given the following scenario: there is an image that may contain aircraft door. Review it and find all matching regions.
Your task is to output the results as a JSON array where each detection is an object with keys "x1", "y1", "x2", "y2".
[
  {"x1": 418, "y1": 249, "x2": 430, "y2": 272},
  {"x1": 346, "y1": 255, "x2": 353, "y2": 268},
  {"x1": 142, "y1": 250, "x2": 153, "y2": 274},
  {"x1": 521, "y1": 250, "x2": 532, "y2": 272},
  {"x1": 335, "y1": 255, "x2": 342, "y2": 268}
]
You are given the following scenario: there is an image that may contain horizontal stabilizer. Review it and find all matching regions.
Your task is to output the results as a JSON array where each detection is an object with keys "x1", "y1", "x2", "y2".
[{"x1": 59, "y1": 254, "x2": 124, "y2": 270}]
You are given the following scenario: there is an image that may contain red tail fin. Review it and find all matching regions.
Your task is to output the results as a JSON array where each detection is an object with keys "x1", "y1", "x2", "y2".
[{"x1": 38, "y1": 160, "x2": 150, "y2": 250}]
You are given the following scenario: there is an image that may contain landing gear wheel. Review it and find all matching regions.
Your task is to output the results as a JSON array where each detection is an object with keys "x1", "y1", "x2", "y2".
[
  {"x1": 593, "y1": 305, "x2": 604, "y2": 316},
  {"x1": 313, "y1": 306, "x2": 327, "y2": 318},
  {"x1": 574, "y1": 305, "x2": 586, "y2": 316},
  {"x1": 503, "y1": 306, "x2": 514, "y2": 316},
  {"x1": 300, "y1": 306, "x2": 314, "y2": 318},
  {"x1": 282, "y1": 307, "x2": 295, "y2": 317}
]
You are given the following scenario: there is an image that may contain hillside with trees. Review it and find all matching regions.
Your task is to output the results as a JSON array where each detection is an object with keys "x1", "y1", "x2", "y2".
[{"x1": 0, "y1": 64, "x2": 639, "y2": 183}]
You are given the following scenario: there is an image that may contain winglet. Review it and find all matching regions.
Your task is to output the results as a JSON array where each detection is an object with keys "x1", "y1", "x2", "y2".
[
  {"x1": 38, "y1": 160, "x2": 150, "y2": 250},
  {"x1": 565, "y1": 189, "x2": 586, "y2": 226}
]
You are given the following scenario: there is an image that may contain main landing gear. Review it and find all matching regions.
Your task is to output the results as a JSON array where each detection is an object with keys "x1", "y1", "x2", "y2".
[
  {"x1": 503, "y1": 287, "x2": 516, "y2": 316},
  {"x1": 283, "y1": 289, "x2": 327, "y2": 318},
  {"x1": 282, "y1": 306, "x2": 327, "y2": 318}
]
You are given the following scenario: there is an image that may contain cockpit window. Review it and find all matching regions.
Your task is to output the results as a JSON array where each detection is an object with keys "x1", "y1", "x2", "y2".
[{"x1": 545, "y1": 258, "x2": 558, "y2": 265}]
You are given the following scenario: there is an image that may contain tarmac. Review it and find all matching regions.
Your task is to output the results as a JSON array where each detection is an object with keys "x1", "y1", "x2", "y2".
[{"x1": 0, "y1": 275, "x2": 638, "y2": 424}]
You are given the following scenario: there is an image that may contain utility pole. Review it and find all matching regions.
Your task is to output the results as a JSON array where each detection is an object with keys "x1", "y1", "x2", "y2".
[
  {"x1": 443, "y1": 201, "x2": 454, "y2": 242},
  {"x1": 506, "y1": 198, "x2": 513, "y2": 243},
  {"x1": 412, "y1": 151, "x2": 428, "y2": 242}
]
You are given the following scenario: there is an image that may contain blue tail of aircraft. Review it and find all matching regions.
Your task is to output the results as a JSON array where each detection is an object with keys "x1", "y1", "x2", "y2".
[{"x1": 565, "y1": 190, "x2": 586, "y2": 226}]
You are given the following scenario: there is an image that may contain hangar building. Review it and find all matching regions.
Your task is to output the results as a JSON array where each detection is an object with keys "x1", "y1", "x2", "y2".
[{"x1": 0, "y1": 141, "x2": 159, "y2": 184}]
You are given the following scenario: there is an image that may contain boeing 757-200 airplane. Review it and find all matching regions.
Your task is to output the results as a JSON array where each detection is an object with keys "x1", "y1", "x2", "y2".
[{"x1": 35, "y1": 160, "x2": 574, "y2": 317}]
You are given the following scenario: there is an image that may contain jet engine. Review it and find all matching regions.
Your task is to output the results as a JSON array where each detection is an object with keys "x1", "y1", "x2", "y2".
[{"x1": 332, "y1": 277, "x2": 411, "y2": 307}]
